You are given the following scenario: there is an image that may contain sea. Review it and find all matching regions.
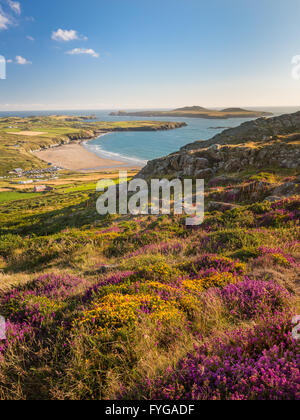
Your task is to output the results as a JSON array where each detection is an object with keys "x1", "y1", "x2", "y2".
[{"x1": 0, "y1": 107, "x2": 299, "y2": 165}]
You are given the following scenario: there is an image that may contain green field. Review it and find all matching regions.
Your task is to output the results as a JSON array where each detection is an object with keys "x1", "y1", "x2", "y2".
[
  {"x1": 58, "y1": 183, "x2": 97, "y2": 193},
  {"x1": 0, "y1": 191, "x2": 41, "y2": 203}
]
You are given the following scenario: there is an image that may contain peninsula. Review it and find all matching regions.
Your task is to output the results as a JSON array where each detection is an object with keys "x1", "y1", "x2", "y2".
[
  {"x1": 0, "y1": 116, "x2": 186, "y2": 174},
  {"x1": 110, "y1": 106, "x2": 273, "y2": 119}
]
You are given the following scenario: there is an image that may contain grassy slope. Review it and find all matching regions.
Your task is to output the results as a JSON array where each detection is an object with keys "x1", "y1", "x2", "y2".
[{"x1": 0, "y1": 171, "x2": 298, "y2": 400}]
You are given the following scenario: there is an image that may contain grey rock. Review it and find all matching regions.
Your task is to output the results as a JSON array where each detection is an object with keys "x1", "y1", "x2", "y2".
[
  {"x1": 195, "y1": 157, "x2": 210, "y2": 169},
  {"x1": 207, "y1": 201, "x2": 241, "y2": 211},
  {"x1": 195, "y1": 168, "x2": 214, "y2": 179},
  {"x1": 272, "y1": 182, "x2": 300, "y2": 197},
  {"x1": 183, "y1": 164, "x2": 194, "y2": 176}
]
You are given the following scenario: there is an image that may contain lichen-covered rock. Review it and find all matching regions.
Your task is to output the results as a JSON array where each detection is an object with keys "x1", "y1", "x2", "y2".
[
  {"x1": 195, "y1": 157, "x2": 210, "y2": 169},
  {"x1": 271, "y1": 182, "x2": 300, "y2": 197},
  {"x1": 207, "y1": 201, "x2": 241, "y2": 211},
  {"x1": 195, "y1": 168, "x2": 214, "y2": 179}
]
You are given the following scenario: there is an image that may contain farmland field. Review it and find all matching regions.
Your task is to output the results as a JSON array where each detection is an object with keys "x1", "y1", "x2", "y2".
[{"x1": 0, "y1": 191, "x2": 41, "y2": 203}]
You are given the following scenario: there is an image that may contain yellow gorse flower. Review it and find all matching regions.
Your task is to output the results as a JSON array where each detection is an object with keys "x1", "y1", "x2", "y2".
[
  {"x1": 182, "y1": 272, "x2": 239, "y2": 292},
  {"x1": 75, "y1": 293, "x2": 183, "y2": 335},
  {"x1": 271, "y1": 253, "x2": 290, "y2": 267}
]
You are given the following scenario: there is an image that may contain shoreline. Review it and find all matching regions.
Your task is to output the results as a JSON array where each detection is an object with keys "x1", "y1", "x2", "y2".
[
  {"x1": 17, "y1": 120, "x2": 188, "y2": 176},
  {"x1": 82, "y1": 134, "x2": 148, "y2": 167},
  {"x1": 34, "y1": 139, "x2": 144, "y2": 173}
]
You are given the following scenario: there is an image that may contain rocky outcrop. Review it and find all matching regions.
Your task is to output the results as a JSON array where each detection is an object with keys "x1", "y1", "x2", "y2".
[
  {"x1": 138, "y1": 142, "x2": 300, "y2": 179},
  {"x1": 138, "y1": 111, "x2": 300, "y2": 180},
  {"x1": 207, "y1": 179, "x2": 300, "y2": 204},
  {"x1": 207, "y1": 201, "x2": 241, "y2": 211}
]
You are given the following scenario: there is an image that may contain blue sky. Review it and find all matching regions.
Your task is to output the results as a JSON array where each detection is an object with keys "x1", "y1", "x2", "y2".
[{"x1": 1, "y1": 0, "x2": 300, "y2": 110}]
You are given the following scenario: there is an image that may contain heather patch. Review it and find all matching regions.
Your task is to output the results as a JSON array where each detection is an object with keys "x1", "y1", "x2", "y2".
[
  {"x1": 220, "y1": 279, "x2": 291, "y2": 320},
  {"x1": 257, "y1": 246, "x2": 298, "y2": 267},
  {"x1": 178, "y1": 254, "x2": 246, "y2": 278},
  {"x1": 142, "y1": 315, "x2": 300, "y2": 400}
]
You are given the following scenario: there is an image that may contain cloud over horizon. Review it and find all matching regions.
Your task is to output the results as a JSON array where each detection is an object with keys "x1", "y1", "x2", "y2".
[
  {"x1": 15, "y1": 55, "x2": 31, "y2": 65},
  {"x1": 66, "y1": 48, "x2": 99, "y2": 58}
]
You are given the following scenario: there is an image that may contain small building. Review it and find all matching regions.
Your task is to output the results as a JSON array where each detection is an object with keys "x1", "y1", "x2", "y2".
[
  {"x1": 19, "y1": 180, "x2": 33, "y2": 185},
  {"x1": 34, "y1": 185, "x2": 54, "y2": 193},
  {"x1": 14, "y1": 168, "x2": 23, "y2": 174}
]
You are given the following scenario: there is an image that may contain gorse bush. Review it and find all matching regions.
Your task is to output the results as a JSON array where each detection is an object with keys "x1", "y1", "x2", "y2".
[{"x1": 76, "y1": 293, "x2": 184, "y2": 337}]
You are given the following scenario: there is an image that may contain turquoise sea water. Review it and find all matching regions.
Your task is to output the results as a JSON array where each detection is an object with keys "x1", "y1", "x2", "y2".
[
  {"x1": 85, "y1": 115, "x2": 250, "y2": 166},
  {"x1": 1, "y1": 107, "x2": 299, "y2": 164}
]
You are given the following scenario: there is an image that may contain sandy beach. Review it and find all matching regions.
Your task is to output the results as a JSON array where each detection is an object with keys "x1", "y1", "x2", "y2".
[{"x1": 35, "y1": 143, "x2": 143, "y2": 172}]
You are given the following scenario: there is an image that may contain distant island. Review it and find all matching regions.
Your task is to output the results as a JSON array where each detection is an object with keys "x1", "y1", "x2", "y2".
[{"x1": 110, "y1": 106, "x2": 273, "y2": 119}]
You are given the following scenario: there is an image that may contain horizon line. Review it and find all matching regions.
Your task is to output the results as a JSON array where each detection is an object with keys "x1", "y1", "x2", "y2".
[{"x1": 1, "y1": 105, "x2": 300, "y2": 113}]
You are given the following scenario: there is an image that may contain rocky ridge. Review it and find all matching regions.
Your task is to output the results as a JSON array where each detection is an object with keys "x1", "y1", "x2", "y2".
[
  {"x1": 182, "y1": 111, "x2": 300, "y2": 150},
  {"x1": 138, "y1": 111, "x2": 300, "y2": 180}
]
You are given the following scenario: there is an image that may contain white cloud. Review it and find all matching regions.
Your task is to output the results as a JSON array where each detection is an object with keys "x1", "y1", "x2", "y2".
[
  {"x1": 26, "y1": 35, "x2": 34, "y2": 41},
  {"x1": 67, "y1": 48, "x2": 99, "y2": 58},
  {"x1": 52, "y1": 29, "x2": 83, "y2": 42},
  {"x1": 0, "y1": 9, "x2": 11, "y2": 30},
  {"x1": 15, "y1": 55, "x2": 31, "y2": 65},
  {"x1": 6, "y1": 59, "x2": 12, "y2": 63},
  {"x1": 8, "y1": 1, "x2": 21, "y2": 15}
]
